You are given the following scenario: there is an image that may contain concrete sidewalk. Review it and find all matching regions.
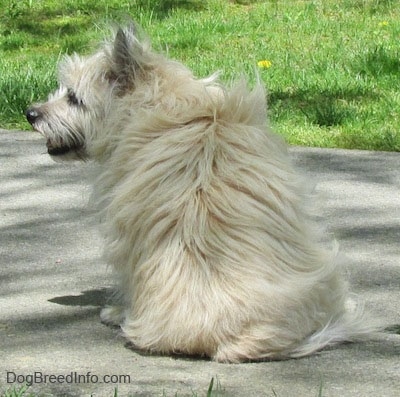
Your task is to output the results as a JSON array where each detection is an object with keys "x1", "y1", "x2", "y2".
[{"x1": 1, "y1": 129, "x2": 399, "y2": 396}]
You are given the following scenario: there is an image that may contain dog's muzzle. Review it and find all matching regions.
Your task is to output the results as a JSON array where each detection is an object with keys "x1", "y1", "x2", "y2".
[
  {"x1": 26, "y1": 107, "x2": 75, "y2": 156},
  {"x1": 26, "y1": 106, "x2": 86, "y2": 159}
]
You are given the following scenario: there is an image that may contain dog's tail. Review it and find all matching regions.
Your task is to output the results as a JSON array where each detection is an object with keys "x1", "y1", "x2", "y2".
[{"x1": 288, "y1": 298, "x2": 382, "y2": 358}]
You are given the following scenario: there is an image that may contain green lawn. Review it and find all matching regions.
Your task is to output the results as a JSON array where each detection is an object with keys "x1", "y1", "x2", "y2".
[{"x1": 0, "y1": 0, "x2": 399, "y2": 151}]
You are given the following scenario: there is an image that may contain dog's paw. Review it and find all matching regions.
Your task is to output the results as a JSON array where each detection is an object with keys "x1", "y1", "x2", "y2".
[{"x1": 100, "y1": 306, "x2": 125, "y2": 326}]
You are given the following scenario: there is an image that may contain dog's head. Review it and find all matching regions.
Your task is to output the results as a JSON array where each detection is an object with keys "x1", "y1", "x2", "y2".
[{"x1": 26, "y1": 25, "x2": 149, "y2": 160}]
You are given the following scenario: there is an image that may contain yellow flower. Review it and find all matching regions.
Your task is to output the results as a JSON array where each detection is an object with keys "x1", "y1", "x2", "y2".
[
  {"x1": 257, "y1": 60, "x2": 272, "y2": 69},
  {"x1": 378, "y1": 21, "x2": 389, "y2": 27}
]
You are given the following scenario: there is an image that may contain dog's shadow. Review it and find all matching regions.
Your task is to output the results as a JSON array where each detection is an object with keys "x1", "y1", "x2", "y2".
[{"x1": 48, "y1": 288, "x2": 111, "y2": 307}]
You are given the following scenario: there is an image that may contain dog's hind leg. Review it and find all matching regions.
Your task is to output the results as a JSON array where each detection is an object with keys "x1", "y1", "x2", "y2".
[
  {"x1": 100, "y1": 306, "x2": 126, "y2": 326},
  {"x1": 212, "y1": 335, "x2": 282, "y2": 363}
]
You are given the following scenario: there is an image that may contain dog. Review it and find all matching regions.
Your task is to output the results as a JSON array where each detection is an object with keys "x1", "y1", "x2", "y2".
[{"x1": 26, "y1": 24, "x2": 378, "y2": 362}]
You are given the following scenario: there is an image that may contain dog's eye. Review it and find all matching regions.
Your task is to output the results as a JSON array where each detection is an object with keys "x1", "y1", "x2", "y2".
[{"x1": 67, "y1": 89, "x2": 82, "y2": 106}]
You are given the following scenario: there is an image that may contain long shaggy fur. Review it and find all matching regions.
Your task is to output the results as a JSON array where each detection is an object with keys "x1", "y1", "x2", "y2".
[{"x1": 26, "y1": 24, "x2": 379, "y2": 362}]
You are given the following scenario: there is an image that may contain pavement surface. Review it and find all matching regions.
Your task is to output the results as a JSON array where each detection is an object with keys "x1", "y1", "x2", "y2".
[{"x1": 0, "y1": 129, "x2": 399, "y2": 397}]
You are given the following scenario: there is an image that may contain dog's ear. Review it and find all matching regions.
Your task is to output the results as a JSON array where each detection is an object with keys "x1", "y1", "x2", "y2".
[{"x1": 109, "y1": 24, "x2": 142, "y2": 90}]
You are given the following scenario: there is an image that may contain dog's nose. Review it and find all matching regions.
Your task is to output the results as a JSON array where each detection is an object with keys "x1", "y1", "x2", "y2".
[{"x1": 26, "y1": 108, "x2": 40, "y2": 125}]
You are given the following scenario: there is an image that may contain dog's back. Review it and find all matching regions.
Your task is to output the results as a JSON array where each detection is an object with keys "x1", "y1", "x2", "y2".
[{"x1": 99, "y1": 42, "x2": 379, "y2": 361}]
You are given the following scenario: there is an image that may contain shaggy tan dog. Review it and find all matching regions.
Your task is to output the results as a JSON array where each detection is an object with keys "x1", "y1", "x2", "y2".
[{"x1": 26, "y1": 25, "x2": 377, "y2": 362}]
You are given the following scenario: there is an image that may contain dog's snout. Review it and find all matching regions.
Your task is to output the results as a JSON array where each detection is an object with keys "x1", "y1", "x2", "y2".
[{"x1": 26, "y1": 108, "x2": 41, "y2": 125}]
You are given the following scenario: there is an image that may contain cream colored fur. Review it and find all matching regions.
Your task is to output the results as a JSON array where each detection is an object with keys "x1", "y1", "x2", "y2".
[{"x1": 27, "y1": 25, "x2": 379, "y2": 362}]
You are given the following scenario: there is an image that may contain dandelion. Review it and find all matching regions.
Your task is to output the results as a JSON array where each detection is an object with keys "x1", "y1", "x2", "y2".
[
  {"x1": 257, "y1": 60, "x2": 272, "y2": 69},
  {"x1": 378, "y1": 21, "x2": 389, "y2": 27}
]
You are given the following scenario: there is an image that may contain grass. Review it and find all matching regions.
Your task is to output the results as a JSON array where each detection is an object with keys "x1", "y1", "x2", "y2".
[
  {"x1": 1, "y1": 385, "x2": 34, "y2": 397},
  {"x1": 0, "y1": 0, "x2": 399, "y2": 150},
  {"x1": 1, "y1": 377, "x2": 327, "y2": 397}
]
